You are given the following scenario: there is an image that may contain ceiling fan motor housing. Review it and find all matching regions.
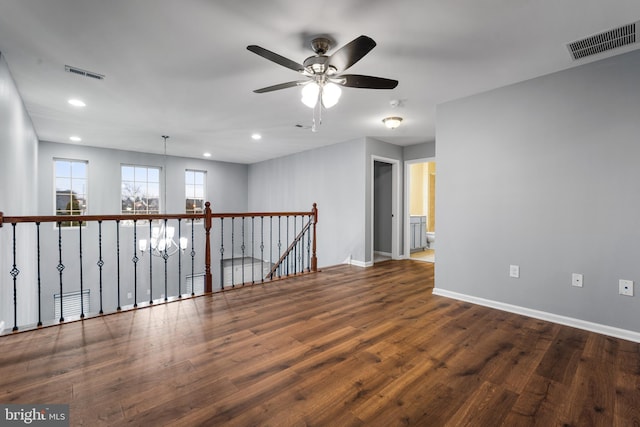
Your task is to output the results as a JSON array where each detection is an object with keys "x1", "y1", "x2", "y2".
[{"x1": 303, "y1": 55, "x2": 335, "y2": 75}]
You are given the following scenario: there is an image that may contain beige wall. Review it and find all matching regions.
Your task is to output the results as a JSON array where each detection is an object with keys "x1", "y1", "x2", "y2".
[{"x1": 409, "y1": 162, "x2": 436, "y2": 232}]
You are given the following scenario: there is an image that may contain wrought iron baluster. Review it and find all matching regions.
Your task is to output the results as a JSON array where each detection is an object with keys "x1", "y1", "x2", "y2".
[
  {"x1": 301, "y1": 216, "x2": 306, "y2": 272},
  {"x1": 260, "y1": 216, "x2": 264, "y2": 283},
  {"x1": 251, "y1": 216, "x2": 255, "y2": 284},
  {"x1": 163, "y1": 218, "x2": 168, "y2": 302},
  {"x1": 241, "y1": 217, "x2": 245, "y2": 285},
  {"x1": 79, "y1": 220, "x2": 85, "y2": 319},
  {"x1": 269, "y1": 216, "x2": 273, "y2": 279},
  {"x1": 231, "y1": 217, "x2": 235, "y2": 288},
  {"x1": 178, "y1": 219, "x2": 182, "y2": 298},
  {"x1": 10, "y1": 223, "x2": 19, "y2": 331},
  {"x1": 190, "y1": 218, "x2": 195, "y2": 296},
  {"x1": 307, "y1": 214, "x2": 312, "y2": 272},
  {"x1": 97, "y1": 221, "x2": 104, "y2": 314},
  {"x1": 149, "y1": 221, "x2": 153, "y2": 304},
  {"x1": 294, "y1": 216, "x2": 299, "y2": 274},
  {"x1": 57, "y1": 222, "x2": 65, "y2": 322},
  {"x1": 133, "y1": 219, "x2": 139, "y2": 308},
  {"x1": 286, "y1": 215, "x2": 290, "y2": 276},
  {"x1": 36, "y1": 222, "x2": 42, "y2": 327},
  {"x1": 219, "y1": 217, "x2": 224, "y2": 290},
  {"x1": 277, "y1": 216, "x2": 282, "y2": 278},
  {"x1": 116, "y1": 220, "x2": 121, "y2": 311}
]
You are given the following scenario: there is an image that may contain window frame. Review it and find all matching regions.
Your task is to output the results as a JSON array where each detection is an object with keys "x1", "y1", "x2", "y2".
[
  {"x1": 53, "y1": 158, "x2": 88, "y2": 228},
  {"x1": 185, "y1": 169, "x2": 206, "y2": 216},
  {"x1": 120, "y1": 164, "x2": 162, "y2": 216}
]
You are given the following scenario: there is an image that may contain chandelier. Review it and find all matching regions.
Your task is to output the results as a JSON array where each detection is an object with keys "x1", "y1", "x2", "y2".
[
  {"x1": 137, "y1": 135, "x2": 189, "y2": 257},
  {"x1": 138, "y1": 223, "x2": 188, "y2": 257}
]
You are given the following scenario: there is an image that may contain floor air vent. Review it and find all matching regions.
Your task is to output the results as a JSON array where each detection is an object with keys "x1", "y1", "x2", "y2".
[
  {"x1": 567, "y1": 22, "x2": 637, "y2": 60},
  {"x1": 65, "y1": 65, "x2": 105, "y2": 80}
]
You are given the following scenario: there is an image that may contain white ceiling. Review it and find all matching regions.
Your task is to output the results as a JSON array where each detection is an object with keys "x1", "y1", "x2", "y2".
[{"x1": 1, "y1": 0, "x2": 639, "y2": 164}]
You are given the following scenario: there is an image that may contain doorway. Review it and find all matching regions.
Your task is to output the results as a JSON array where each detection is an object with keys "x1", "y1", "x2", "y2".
[
  {"x1": 372, "y1": 157, "x2": 400, "y2": 264},
  {"x1": 405, "y1": 159, "x2": 436, "y2": 263}
]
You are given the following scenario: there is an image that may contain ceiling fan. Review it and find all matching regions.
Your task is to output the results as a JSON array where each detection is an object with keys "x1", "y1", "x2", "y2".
[{"x1": 247, "y1": 35, "x2": 398, "y2": 111}]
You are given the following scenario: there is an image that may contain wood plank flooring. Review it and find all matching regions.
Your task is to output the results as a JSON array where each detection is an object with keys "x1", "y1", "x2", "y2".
[{"x1": 1, "y1": 260, "x2": 639, "y2": 426}]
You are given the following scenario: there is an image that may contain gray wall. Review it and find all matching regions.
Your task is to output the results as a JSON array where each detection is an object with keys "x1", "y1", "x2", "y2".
[
  {"x1": 436, "y1": 49, "x2": 640, "y2": 333},
  {"x1": 0, "y1": 53, "x2": 39, "y2": 328},
  {"x1": 248, "y1": 138, "x2": 366, "y2": 267},
  {"x1": 404, "y1": 141, "x2": 436, "y2": 161},
  {"x1": 38, "y1": 141, "x2": 248, "y2": 215}
]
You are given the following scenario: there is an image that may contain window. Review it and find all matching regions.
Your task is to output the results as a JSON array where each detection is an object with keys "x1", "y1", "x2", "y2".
[
  {"x1": 121, "y1": 165, "x2": 160, "y2": 214},
  {"x1": 55, "y1": 159, "x2": 87, "y2": 226},
  {"x1": 185, "y1": 170, "x2": 206, "y2": 214}
]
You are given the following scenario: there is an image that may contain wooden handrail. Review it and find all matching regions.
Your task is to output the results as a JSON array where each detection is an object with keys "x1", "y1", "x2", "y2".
[
  {"x1": 0, "y1": 213, "x2": 204, "y2": 225},
  {"x1": 0, "y1": 211, "x2": 317, "y2": 226}
]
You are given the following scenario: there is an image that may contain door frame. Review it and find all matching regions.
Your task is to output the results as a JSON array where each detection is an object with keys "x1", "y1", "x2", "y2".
[
  {"x1": 404, "y1": 157, "x2": 435, "y2": 258},
  {"x1": 371, "y1": 155, "x2": 401, "y2": 263}
]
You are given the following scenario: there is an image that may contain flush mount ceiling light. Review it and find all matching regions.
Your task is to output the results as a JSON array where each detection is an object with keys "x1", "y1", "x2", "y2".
[
  {"x1": 69, "y1": 136, "x2": 82, "y2": 142},
  {"x1": 382, "y1": 116, "x2": 403, "y2": 129},
  {"x1": 203, "y1": 152, "x2": 212, "y2": 158},
  {"x1": 68, "y1": 99, "x2": 86, "y2": 107},
  {"x1": 251, "y1": 133, "x2": 262, "y2": 140}
]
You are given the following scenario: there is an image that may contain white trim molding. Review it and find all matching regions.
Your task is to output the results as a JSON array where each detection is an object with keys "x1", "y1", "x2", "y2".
[
  {"x1": 349, "y1": 259, "x2": 374, "y2": 268},
  {"x1": 433, "y1": 287, "x2": 640, "y2": 343}
]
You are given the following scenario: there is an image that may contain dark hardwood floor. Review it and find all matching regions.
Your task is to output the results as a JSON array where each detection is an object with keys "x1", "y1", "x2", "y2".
[{"x1": 1, "y1": 260, "x2": 639, "y2": 426}]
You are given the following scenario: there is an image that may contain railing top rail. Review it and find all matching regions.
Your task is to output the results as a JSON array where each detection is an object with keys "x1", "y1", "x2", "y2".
[
  {"x1": 0, "y1": 207, "x2": 318, "y2": 226},
  {"x1": 212, "y1": 210, "x2": 314, "y2": 219},
  {"x1": 0, "y1": 213, "x2": 205, "y2": 225}
]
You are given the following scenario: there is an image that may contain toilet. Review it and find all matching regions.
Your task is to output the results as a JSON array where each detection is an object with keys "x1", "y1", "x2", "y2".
[{"x1": 426, "y1": 232, "x2": 435, "y2": 248}]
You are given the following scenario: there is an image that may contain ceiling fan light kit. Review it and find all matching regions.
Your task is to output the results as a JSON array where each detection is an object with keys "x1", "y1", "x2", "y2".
[{"x1": 248, "y1": 34, "x2": 398, "y2": 130}]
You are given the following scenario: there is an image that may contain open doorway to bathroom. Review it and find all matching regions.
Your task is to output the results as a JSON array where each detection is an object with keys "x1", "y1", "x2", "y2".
[{"x1": 406, "y1": 160, "x2": 435, "y2": 262}]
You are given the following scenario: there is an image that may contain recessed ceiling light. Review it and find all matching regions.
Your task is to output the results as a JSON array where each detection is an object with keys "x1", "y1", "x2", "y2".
[
  {"x1": 203, "y1": 152, "x2": 212, "y2": 157},
  {"x1": 68, "y1": 99, "x2": 86, "y2": 107},
  {"x1": 69, "y1": 136, "x2": 82, "y2": 142},
  {"x1": 251, "y1": 133, "x2": 262, "y2": 140}
]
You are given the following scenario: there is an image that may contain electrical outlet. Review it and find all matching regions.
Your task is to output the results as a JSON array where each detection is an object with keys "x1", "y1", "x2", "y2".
[
  {"x1": 572, "y1": 273, "x2": 583, "y2": 287},
  {"x1": 127, "y1": 292, "x2": 132, "y2": 299},
  {"x1": 147, "y1": 289, "x2": 151, "y2": 295},
  {"x1": 509, "y1": 265, "x2": 520, "y2": 278},
  {"x1": 619, "y1": 279, "x2": 634, "y2": 296}
]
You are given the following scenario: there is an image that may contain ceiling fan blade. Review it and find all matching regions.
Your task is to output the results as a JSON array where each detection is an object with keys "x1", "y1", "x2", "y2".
[
  {"x1": 253, "y1": 80, "x2": 308, "y2": 93},
  {"x1": 327, "y1": 35, "x2": 377, "y2": 72},
  {"x1": 247, "y1": 45, "x2": 305, "y2": 73},
  {"x1": 339, "y1": 74, "x2": 398, "y2": 89}
]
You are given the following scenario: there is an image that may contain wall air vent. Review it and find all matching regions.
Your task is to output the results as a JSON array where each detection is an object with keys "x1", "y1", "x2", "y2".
[
  {"x1": 64, "y1": 65, "x2": 105, "y2": 80},
  {"x1": 567, "y1": 22, "x2": 637, "y2": 60}
]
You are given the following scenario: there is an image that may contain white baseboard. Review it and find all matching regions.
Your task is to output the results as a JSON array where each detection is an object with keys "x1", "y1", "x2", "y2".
[
  {"x1": 374, "y1": 251, "x2": 392, "y2": 257},
  {"x1": 432, "y1": 287, "x2": 640, "y2": 343},
  {"x1": 349, "y1": 259, "x2": 373, "y2": 268}
]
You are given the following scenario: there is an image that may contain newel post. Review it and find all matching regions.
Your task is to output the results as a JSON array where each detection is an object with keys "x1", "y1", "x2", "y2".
[
  {"x1": 204, "y1": 202, "x2": 213, "y2": 293},
  {"x1": 311, "y1": 203, "x2": 318, "y2": 272}
]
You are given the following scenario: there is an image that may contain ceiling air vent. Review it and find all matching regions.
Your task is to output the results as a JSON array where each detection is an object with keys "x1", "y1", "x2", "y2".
[
  {"x1": 567, "y1": 22, "x2": 637, "y2": 60},
  {"x1": 65, "y1": 65, "x2": 105, "y2": 80}
]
